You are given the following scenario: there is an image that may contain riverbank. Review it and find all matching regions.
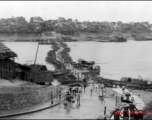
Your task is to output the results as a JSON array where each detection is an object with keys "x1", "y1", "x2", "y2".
[
  {"x1": 130, "y1": 89, "x2": 152, "y2": 119},
  {"x1": 0, "y1": 32, "x2": 144, "y2": 42}
]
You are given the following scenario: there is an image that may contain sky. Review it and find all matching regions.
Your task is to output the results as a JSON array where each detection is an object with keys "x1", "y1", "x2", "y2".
[{"x1": 0, "y1": 1, "x2": 152, "y2": 23}]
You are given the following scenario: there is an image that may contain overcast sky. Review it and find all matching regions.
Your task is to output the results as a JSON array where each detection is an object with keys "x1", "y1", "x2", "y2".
[{"x1": 0, "y1": 1, "x2": 152, "y2": 23}]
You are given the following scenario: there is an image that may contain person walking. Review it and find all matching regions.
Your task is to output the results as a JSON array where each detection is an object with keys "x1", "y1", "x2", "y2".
[
  {"x1": 91, "y1": 83, "x2": 95, "y2": 93},
  {"x1": 98, "y1": 83, "x2": 101, "y2": 91},
  {"x1": 65, "y1": 91, "x2": 73, "y2": 105},
  {"x1": 101, "y1": 83, "x2": 104, "y2": 96},
  {"x1": 122, "y1": 86, "x2": 126, "y2": 95},
  {"x1": 69, "y1": 87, "x2": 72, "y2": 93},
  {"x1": 72, "y1": 86, "x2": 76, "y2": 96},
  {"x1": 51, "y1": 91, "x2": 53, "y2": 104},
  {"x1": 77, "y1": 92, "x2": 81, "y2": 106},
  {"x1": 76, "y1": 86, "x2": 79, "y2": 94},
  {"x1": 78, "y1": 86, "x2": 82, "y2": 96},
  {"x1": 83, "y1": 78, "x2": 87, "y2": 93},
  {"x1": 59, "y1": 89, "x2": 61, "y2": 101},
  {"x1": 95, "y1": 83, "x2": 98, "y2": 91},
  {"x1": 84, "y1": 84, "x2": 87, "y2": 93}
]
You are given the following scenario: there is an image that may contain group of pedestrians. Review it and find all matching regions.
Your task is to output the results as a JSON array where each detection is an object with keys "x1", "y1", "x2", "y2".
[
  {"x1": 90, "y1": 83, "x2": 106, "y2": 96},
  {"x1": 64, "y1": 86, "x2": 83, "y2": 107}
]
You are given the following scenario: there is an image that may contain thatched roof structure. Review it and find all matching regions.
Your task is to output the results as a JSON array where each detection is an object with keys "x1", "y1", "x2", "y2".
[{"x1": 0, "y1": 42, "x2": 17, "y2": 58}]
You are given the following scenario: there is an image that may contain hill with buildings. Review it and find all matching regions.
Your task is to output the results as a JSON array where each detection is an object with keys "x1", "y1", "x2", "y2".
[{"x1": 0, "y1": 16, "x2": 152, "y2": 41}]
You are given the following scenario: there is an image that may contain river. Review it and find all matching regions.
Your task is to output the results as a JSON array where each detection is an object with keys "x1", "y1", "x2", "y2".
[{"x1": 3, "y1": 40, "x2": 152, "y2": 81}]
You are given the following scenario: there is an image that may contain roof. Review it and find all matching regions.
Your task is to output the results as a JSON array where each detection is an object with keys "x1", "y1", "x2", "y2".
[
  {"x1": 32, "y1": 17, "x2": 43, "y2": 22},
  {"x1": 0, "y1": 42, "x2": 17, "y2": 58},
  {"x1": 15, "y1": 63, "x2": 31, "y2": 71},
  {"x1": 28, "y1": 64, "x2": 47, "y2": 71}
]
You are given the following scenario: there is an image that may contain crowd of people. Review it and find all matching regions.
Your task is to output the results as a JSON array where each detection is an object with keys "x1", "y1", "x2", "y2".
[
  {"x1": 64, "y1": 86, "x2": 83, "y2": 107},
  {"x1": 90, "y1": 83, "x2": 107, "y2": 96},
  {"x1": 63, "y1": 82, "x2": 144, "y2": 119}
]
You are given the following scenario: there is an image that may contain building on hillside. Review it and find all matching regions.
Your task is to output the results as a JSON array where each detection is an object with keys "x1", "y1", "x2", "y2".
[
  {"x1": 128, "y1": 22, "x2": 134, "y2": 25},
  {"x1": 30, "y1": 16, "x2": 44, "y2": 23},
  {"x1": 41, "y1": 31, "x2": 58, "y2": 40},
  {"x1": 0, "y1": 42, "x2": 17, "y2": 79},
  {"x1": 67, "y1": 18, "x2": 72, "y2": 23},
  {"x1": 57, "y1": 17, "x2": 66, "y2": 23},
  {"x1": 15, "y1": 17, "x2": 27, "y2": 23},
  {"x1": 0, "y1": 19, "x2": 8, "y2": 26},
  {"x1": 73, "y1": 19, "x2": 78, "y2": 24}
]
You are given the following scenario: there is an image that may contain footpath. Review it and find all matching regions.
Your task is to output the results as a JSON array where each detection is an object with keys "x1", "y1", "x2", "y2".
[
  {"x1": 0, "y1": 93, "x2": 65, "y2": 118},
  {"x1": 0, "y1": 86, "x2": 116, "y2": 119}
]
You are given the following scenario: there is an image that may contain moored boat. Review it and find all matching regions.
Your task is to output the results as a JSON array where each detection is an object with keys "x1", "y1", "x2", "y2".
[
  {"x1": 94, "y1": 36, "x2": 113, "y2": 42},
  {"x1": 94, "y1": 36, "x2": 127, "y2": 42},
  {"x1": 98, "y1": 76, "x2": 152, "y2": 90}
]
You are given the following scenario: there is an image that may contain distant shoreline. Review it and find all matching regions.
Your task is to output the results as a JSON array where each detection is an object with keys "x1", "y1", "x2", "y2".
[{"x1": 1, "y1": 32, "x2": 152, "y2": 42}]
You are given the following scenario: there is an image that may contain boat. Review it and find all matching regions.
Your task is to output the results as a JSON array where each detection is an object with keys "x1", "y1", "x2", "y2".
[
  {"x1": 94, "y1": 36, "x2": 113, "y2": 42},
  {"x1": 114, "y1": 36, "x2": 127, "y2": 42},
  {"x1": 78, "y1": 59, "x2": 95, "y2": 66},
  {"x1": 77, "y1": 59, "x2": 100, "y2": 75},
  {"x1": 84, "y1": 37, "x2": 93, "y2": 41},
  {"x1": 94, "y1": 36, "x2": 127, "y2": 42},
  {"x1": 98, "y1": 76, "x2": 152, "y2": 90}
]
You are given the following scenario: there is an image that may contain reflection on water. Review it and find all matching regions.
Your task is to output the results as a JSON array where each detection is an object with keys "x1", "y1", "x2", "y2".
[{"x1": 3, "y1": 41, "x2": 152, "y2": 81}]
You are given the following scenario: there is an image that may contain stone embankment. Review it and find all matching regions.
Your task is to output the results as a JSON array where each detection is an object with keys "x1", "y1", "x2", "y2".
[{"x1": 0, "y1": 85, "x2": 66, "y2": 111}]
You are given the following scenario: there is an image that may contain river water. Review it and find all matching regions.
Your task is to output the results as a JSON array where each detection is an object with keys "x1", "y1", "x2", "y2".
[{"x1": 3, "y1": 40, "x2": 152, "y2": 81}]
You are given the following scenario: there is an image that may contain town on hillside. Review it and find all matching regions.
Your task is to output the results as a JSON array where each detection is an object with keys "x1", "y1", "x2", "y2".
[{"x1": 0, "y1": 16, "x2": 152, "y2": 41}]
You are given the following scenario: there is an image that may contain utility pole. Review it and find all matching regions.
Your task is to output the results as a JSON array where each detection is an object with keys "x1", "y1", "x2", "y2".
[{"x1": 33, "y1": 34, "x2": 41, "y2": 83}]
